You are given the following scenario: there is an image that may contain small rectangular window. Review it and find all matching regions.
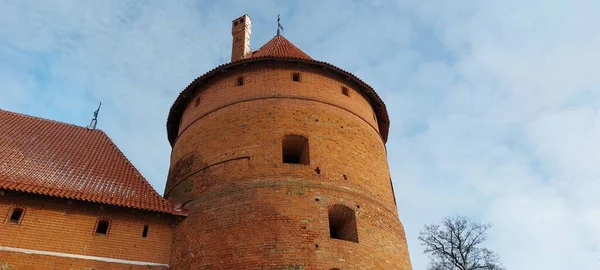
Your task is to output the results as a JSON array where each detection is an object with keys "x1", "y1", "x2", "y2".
[
  {"x1": 282, "y1": 135, "x2": 309, "y2": 165},
  {"x1": 195, "y1": 97, "x2": 201, "y2": 107},
  {"x1": 342, "y1": 87, "x2": 349, "y2": 96},
  {"x1": 142, "y1": 225, "x2": 149, "y2": 238},
  {"x1": 237, "y1": 76, "x2": 244, "y2": 86},
  {"x1": 292, "y1": 73, "x2": 301, "y2": 82},
  {"x1": 9, "y1": 208, "x2": 23, "y2": 223},
  {"x1": 96, "y1": 219, "x2": 110, "y2": 236}
]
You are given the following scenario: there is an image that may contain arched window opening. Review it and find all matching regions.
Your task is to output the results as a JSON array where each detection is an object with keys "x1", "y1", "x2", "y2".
[
  {"x1": 9, "y1": 208, "x2": 24, "y2": 224},
  {"x1": 292, "y1": 72, "x2": 301, "y2": 82},
  {"x1": 282, "y1": 135, "x2": 309, "y2": 165},
  {"x1": 237, "y1": 76, "x2": 244, "y2": 86},
  {"x1": 95, "y1": 219, "x2": 110, "y2": 236},
  {"x1": 195, "y1": 97, "x2": 201, "y2": 107},
  {"x1": 328, "y1": 204, "x2": 358, "y2": 243}
]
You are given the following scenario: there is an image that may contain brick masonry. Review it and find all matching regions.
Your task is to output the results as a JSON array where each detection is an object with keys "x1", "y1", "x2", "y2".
[
  {"x1": 0, "y1": 190, "x2": 174, "y2": 269},
  {"x1": 166, "y1": 62, "x2": 412, "y2": 269}
]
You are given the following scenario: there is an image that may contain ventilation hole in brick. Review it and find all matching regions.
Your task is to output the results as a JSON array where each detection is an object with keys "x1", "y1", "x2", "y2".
[
  {"x1": 315, "y1": 244, "x2": 319, "y2": 249},
  {"x1": 95, "y1": 219, "x2": 110, "y2": 236},
  {"x1": 292, "y1": 72, "x2": 301, "y2": 82},
  {"x1": 342, "y1": 86, "x2": 349, "y2": 96},
  {"x1": 142, "y1": 225, "x2": 149, "y2": 238},
  {"x1": 236, "y1": 76, "x2": 244, "y2": 86},
  {"x1": 343, "y1": 174, "x2": 348, "y2": 180},
  {"x1": 356, "y1": 205, "x2": 360, "y2": 209},
  {"x1": 282, "y1": 135, "x2": 309, "y2": 165},
  {"x1": 341, "y1": 126, "x2": 344, "y2": 129},
  {"x1": 9, "y1": 208, "x2": 23, "y2": 223},
  {"x1": 315, "y1": 119, "x2": 319, "y2": 122},
  {"x1": 195, "y1": 97, "x2": 201, "y2": 107},
  {"x1": 328, "y1": 204, "x2": 358, "y2": 243},
  {"x1": 315, "y1": 167, "x2": 321, "y2": 174},
  {"x1": 315, "y1": 198, "x2": 320, "y2": 201}
]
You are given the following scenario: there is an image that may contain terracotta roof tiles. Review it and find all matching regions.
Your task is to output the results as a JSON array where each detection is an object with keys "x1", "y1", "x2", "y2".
[
  {"x1": 0, "y1": 109, "x2": 185, "y2": 216},
  {"x1": 245, "y1": 35, "x2": 312, "y2": 60}
]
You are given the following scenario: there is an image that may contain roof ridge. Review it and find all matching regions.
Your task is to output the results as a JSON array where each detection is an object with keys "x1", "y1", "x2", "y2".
[{"x1": 0, "y1": 108, "x2": 96, "y2": 133}]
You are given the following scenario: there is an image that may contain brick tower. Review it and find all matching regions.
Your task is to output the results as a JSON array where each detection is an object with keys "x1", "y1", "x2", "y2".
[{"x1": 164, "y1": 14, "x2": 412, "y2": 269}]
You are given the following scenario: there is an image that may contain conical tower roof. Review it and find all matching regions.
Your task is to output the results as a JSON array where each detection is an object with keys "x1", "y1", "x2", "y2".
[{"x1": 246, "y1": 34, "x2": 312, "y2": 60}]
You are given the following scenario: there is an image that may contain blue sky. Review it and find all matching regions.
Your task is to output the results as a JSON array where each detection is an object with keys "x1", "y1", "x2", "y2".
[{"x1": 1, "y1": 1, "x2": 599, "y2": 269}]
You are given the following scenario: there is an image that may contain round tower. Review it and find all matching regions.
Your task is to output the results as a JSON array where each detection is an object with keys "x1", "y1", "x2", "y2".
[{"x1": 165, "y1": 15, "x2": 412, "y2": 269}]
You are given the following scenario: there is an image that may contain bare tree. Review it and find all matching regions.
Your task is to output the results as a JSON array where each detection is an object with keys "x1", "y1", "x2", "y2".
[{"x1": 418, "y1": 215, "x2": 505, "y2": 270}]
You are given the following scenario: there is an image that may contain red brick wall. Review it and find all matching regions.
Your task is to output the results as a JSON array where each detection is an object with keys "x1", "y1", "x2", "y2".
[
  {"x1": 166, "y1": 63, "x2": 412, "y2": 269},
  {"x1": 0, "y1": 191, "x2": 173, "y2": 269}
]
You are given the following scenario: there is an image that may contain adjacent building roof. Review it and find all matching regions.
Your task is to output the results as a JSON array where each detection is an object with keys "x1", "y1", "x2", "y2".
[
  {"x1": 0, "y1": 109, "x2": 185, "y2": 215},
  {"x1": 166, "y1": 34, "x2": 390, "y2": 146}
]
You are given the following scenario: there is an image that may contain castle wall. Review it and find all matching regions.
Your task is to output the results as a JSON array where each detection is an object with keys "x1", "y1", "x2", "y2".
[
  {"x1": 0, "y1": 190, "x2": 173, "y2": 269},
  {"x1": 166, "y1": 63, "x2": 411, "y2": 269}
]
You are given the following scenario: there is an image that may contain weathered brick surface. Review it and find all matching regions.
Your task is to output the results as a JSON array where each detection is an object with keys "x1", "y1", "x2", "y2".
[
  {"x1": 0, "y1": 191, "x2": 173, "y2": 269},
  {"x1": 0, "y1": 252, "x2": 165, "y2": 270},
  {"x1": 166, "y1": 63, "x2": 412, "y2": 269}
]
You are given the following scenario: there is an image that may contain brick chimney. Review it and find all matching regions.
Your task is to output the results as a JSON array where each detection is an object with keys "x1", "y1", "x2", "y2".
[{"x1": 231, "y1": 14, "x2": 252, "y2": 61}]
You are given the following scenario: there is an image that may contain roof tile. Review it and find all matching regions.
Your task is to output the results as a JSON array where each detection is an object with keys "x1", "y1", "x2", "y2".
[
  {"x1": 0, "y1": 109, "x2": 185, "y2": 215},
  {"x1": 245, "y1": 35, "x2": 312, "y2": 60}
]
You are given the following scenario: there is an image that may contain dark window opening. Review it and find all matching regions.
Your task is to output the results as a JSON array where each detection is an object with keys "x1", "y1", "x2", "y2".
[
  {"x1": 282, "y1": 135, "x2": 309, "y2": 165},
  {"x1": 292, "y1": 72, "x2": 301, "y2": 82},
  {"x1": 9, "y1": 208, "x2": 23, "y2": 223},
  {"x1": 96, "y1": 219, "x2": 110, "y2": 236},
  {"x1": 328, "y1": 204, "x2": 358, "y2": 243},
  {"x1": 142, "y1": 225, "x2": 149, "y2": 238},
  {"x1": 240, "y1": 18, "x2": 244, "y2": 23},
  {"x1": 390, "y1": 178, "x2": 397, "y2": 206},
  {"x1": 234, "y1": 21, "x2": 238, "y2": 26},
  {"x1": 237, "y1": 76, "x2": 244, "y2": 86},
  {"x1": 342, "y1": 87, "x2": 349, "y2": 96},
  {"x1": 195, "y1": 97, "x2": 201, "y2": 107}
]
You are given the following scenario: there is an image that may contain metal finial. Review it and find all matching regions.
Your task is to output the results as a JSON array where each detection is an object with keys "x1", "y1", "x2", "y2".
[
  {"x1": 277, "y1": 14, "x2": 284, "y2": 35},
  {"x1": 87, "y1": 102, "x2": 101, "y2": 130}
]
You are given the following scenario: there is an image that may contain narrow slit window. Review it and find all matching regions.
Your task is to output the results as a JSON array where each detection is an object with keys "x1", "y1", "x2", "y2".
[
  {"x1": 328, "y1": 204, "x2": 358, "y2": 243},
  {"x1": 390, "y1": 178, "x2": 397, "y2": 206},
  {"x1": 9, "y1": 208, "x2": 23, "y2": 223},
  {"x1": 292, "y1": 72, "x2": 301, "y2": 82},
  {"x1": 342, "y1": 87, "x2": 349, "y2": 96},
  {"x1": 195, "y1": 97, "x2": 201, "y2": 107},
  {"x1": 142, "y1": 225, "x2": 149, "y2": 238},
  {"x1": 237, "y1": 76, "x2": 244, "y2": 86},
  {"x1": 282, "y1": 135, "x2": 309, "y2": 165},
  {"x1": 95, "y1": 219, "x2": 110, "y2": 236}
]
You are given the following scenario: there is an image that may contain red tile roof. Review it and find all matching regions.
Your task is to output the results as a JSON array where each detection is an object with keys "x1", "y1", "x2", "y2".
[
  {"x1": 245, "y1": 34, "x2": 312, "y2": 60},
  {"x1": 0, "y1": 109, "x2": 185, "y2": 216}
]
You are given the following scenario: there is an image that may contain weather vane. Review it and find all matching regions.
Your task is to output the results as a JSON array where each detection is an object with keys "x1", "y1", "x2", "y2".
[
  {"x1": 87, "y1": 102, "x2": 102, "y2": 130},
  {"x1": 277, "y1": 14, "x2": 284, "y2": 35}
]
